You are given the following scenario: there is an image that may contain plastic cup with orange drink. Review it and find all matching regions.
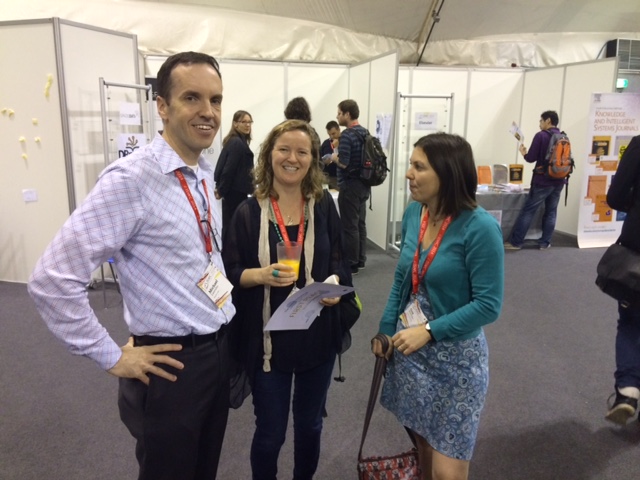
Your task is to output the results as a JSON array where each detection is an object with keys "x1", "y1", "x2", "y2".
[{"x1": 276, "y1": 241, "x2": 302, "y2": 279}]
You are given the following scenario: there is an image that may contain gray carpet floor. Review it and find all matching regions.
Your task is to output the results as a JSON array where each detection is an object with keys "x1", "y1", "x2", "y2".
[{"x1": 2, "y1": 236, "x2": 639, "y2": 479}]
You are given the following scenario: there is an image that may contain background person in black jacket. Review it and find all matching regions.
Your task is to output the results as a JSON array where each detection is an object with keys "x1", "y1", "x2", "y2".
[
  {"x1": 604, "y1": 135, "x2": 640, "y2": 425},
  {"x1": 214, "y1": 110, "x2": 254, "y2": 234}
]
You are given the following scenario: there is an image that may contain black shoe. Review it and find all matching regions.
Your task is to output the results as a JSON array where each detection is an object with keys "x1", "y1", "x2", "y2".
[
  {"x1": 605, "y1": 392, "x2": 638, "y2": 425},
  {"x1": 358, "y1": 261, "x2": 366, "y2": 269},
  {"x1": 350, "y1": 265, "x2": 359, "y2": 276}
]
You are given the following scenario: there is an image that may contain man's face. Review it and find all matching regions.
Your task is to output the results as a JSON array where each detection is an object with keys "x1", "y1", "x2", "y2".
[
  {"x1": 157, "y1": 63, "x2": 223, "y2": 164},
  {"x1": 327, "y1": 127, "x2": 341, "y2": 141},
  {"x1": 539, "y1": 117, "x2": 552, "y2": 131},
  {"x1": 336, "y1": 109, "x2": 350, "y2": 127}
]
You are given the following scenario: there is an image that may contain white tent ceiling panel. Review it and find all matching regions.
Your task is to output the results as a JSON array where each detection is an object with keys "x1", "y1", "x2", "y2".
[{"x1": 2, "y1": 0, "x2": 639, "y2": 67}]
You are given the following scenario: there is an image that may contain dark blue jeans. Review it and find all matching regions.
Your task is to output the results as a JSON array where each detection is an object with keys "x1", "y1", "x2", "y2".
[
  {"x1": 250, "y1": 356, "x2": 336, "y2": 480},
  {"x1": 614, "y1": 303, "x2": 640, "y2": 390},
  {"x1": 508, "y1": 183, "x2": 564, "y2": 247}
]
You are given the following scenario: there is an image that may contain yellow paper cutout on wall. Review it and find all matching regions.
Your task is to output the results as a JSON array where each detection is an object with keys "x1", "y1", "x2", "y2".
[
  {"x1": 32, "y1": 118, "x2": 39, "y2": 125},
  {"x1": 19, "y1": 136, "x2": 26, "y2": 143},
  {"x1": 35, "y1": 137, "x2": 41, "y2": 143},
  {"x1": 8, "y1": 109, "x2": 15, "y2": 117},
  {"x1": 44, "y1": 74, "x2": 53, "y2": 98},
  {"x1": 22, "y1": 153, "x2": 28, "y2": 160}
]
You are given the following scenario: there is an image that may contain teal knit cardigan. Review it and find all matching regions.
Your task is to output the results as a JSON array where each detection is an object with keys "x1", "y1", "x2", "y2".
[{"x1": 379, "y1": 202, "x2": 504, "y2": 342}]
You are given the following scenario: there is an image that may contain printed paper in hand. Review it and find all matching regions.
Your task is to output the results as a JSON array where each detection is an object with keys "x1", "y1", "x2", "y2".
[
  {"x1": 509, "y1": 121, "x2": 525, "y2": 145},
  {"x1": 264, "y1": 282, "x2": 355, "y2": 331}
]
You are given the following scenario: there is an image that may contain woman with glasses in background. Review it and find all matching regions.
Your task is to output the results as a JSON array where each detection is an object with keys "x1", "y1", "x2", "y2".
[{"x1": 214, "y1": 110, "x2": 254, "y2": 234}]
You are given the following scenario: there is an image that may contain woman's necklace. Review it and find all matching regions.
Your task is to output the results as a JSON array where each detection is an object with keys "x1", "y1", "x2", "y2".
[{"x1": 286, "y1": 214, "x2": 293, "y2": 226}]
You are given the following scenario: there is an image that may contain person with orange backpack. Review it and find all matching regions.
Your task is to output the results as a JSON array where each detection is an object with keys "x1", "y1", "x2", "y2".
[{"x1": 504, "y1": 110, "x2": 573, "y2": 250}]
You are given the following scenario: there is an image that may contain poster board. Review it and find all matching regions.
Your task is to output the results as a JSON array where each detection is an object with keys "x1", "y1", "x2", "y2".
[{"x1": 577, "y1": 92, "x2": 640, "y2": 248}]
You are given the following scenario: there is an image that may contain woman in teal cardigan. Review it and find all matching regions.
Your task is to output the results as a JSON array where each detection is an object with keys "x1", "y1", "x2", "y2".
[{"x1": 373, "y1": 133, "x2": 504, "y2": 480}]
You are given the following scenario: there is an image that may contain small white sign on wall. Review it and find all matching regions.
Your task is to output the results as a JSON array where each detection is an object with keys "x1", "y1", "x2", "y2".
[
  {"x1": 120, "y1": 102, "x2": 141, "y2": 126},
  {"x1": 415, "y1": 112, "x2": 438, "y2": 130}
]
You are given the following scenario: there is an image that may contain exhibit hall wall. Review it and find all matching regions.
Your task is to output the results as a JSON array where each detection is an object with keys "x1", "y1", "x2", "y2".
[
  {"x1": 519, "y1": 58, "x2": 618, "y2": 237},
  {"x1": 2, "y1": 19, "x2": 619, "y2": 286},
  {"x1": 0, "y1": 20, "x2": 68, "y2": 284},
  {"x1": 359, "y1": 51, "x2": 399, "y2": 250},
  {"x1": 0, "y1": 18, "x2": 138, "y2": 283},
  {"x1": 397, "y1": 59, "x2": 617, "y2": 239}
]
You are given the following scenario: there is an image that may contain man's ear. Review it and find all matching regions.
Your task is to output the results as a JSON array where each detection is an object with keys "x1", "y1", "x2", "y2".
[{"x1": 156, "y1": 96, "x2": 168, "y2": 123}]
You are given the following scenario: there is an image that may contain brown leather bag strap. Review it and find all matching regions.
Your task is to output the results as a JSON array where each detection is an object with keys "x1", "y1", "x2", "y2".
[{"x1": 358, "y1": 333, "x2": 391, "y2": 461}]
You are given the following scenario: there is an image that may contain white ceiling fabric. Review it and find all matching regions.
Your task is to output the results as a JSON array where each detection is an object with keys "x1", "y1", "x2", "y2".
[{"x1": 3, "y1": 0, "x2": 640, "y2": 67}]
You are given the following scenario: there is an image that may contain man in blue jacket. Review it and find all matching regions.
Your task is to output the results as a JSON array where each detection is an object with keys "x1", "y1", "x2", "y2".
[{"x1": 505, "y1": 110, "x2": 566, "y2": 250}]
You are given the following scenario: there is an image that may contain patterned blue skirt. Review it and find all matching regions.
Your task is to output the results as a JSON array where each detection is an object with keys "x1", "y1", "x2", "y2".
[{"x1": 380, "y1": 284, "x2": 489, "y2": 461}]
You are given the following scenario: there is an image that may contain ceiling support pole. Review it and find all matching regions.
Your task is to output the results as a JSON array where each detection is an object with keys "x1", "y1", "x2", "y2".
[{"x1": 416, "y1": 0, "x2": 446, "y2": 66}]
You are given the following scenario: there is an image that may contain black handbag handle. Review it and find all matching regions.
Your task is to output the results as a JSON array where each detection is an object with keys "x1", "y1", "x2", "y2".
[{"x1": 358, "y1": 333, "x2": 392, "y2": 461}]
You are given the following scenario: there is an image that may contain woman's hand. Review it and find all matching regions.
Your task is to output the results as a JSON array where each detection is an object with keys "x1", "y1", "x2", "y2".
[
  {"x1": 239, "y1": 264, "x2": 297, "y2": 288},
  {"x1": 263, "y1": 263, "x2": 297, "y2": 287},
  {"x1": 371, "y1": 334, "x2": 393, "y2": 360},
  {"x1": 319, "y1": 296, "x2": 340, "y2": 307},
  {"x1": 392, "y1": 325, "x2": 431, "y2": 355}
]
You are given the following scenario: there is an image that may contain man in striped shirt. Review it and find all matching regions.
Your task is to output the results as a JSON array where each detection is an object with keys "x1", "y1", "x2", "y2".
[{"x1": 28, "y1": 52, "x2": 235, "y2": 480}]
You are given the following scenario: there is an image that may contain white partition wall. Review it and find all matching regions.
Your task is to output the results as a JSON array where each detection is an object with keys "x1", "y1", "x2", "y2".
[
  {"x1": 398, "y1": 59, "x2": 617, "y2": 240},
  {"x1": 287, "y1": 64, "x2": 349, "y2": 133},
  {"x1": 405, "y1": 67, "x2": 472, "y2": 137},
  {"x1": 520, "y1": 58, "x2": 617, "y2": 237},
  {"x1": 466, "y1": 69, "x2": 523, "y2": 166},
  {"x1": 518, "y1": 66, "x2": 565, "y2": 187},
  {"x1": 359, "y1": 52, "x2": 399, "y2": 250},
  {"x1": 145, "y1": 57, "x2": 350, "y2": 161},
  {"x1": 0, "y1": 18, "x2": 138, "y2": 283},
  {"x1": 0, "y1": 20, "x2": 68, "y2": 283}
]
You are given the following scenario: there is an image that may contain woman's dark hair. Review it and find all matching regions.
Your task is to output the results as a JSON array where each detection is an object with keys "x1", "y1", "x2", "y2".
[
  {"x1": 284, "y1": 97, "x2": 312, "y2": 122},
  {"x1": 254, "y1": 120, "x2": 324, "y2": 201},
  {"x1": 222, "y1": 110, "x2": 252, "y2": 146},
  {"x1": 156, "y1": 52, "x2": 221, "y2": 103},
  {"x1": 414, "y1": 133, "x2": 477, "y2": 219}
]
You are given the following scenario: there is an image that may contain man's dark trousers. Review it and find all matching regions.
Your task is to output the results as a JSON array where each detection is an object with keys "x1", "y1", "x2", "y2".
[
  {"x1": 118, "y1": 333, "x2": 230, "y2": 480},
  {"x1": 338, "y1": 178, "x2": 370, "y2": 269}
]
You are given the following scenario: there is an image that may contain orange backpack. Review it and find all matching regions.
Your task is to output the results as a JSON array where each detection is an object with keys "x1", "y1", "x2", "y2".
[{"x1": 541, "y1": 130, "x2": 574, "y2": 179}]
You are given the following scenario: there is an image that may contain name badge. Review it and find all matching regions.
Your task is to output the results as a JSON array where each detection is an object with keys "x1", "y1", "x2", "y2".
[
  {"x1": 197, "y1": 262, "x2": 233, "y2": 309},
  {"x1": 400, "y1": 298, "x2": 428, "y2": 328}
]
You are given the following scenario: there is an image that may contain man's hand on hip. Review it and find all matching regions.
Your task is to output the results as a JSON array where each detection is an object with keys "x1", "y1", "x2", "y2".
[{"x1": 108, "y1": 337, "x2": 184, "y2": 385}]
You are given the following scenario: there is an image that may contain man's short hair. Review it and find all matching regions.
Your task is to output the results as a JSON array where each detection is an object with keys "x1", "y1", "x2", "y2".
[
  {"x1": 284, "y1": 97, "x2": 312, "y2": 122},
  {"x1": 541, "y1": 110, "x2": 559, "y2": 126},
  {"x1": 325, "y1": 120, "x2": 339, "y2": 131},
  {"x1": 156, "y1": 52, "x2": 221, "y2": 103},
  {"x1": 338, "y1": 100, "x2": 359, "y2": 120}
]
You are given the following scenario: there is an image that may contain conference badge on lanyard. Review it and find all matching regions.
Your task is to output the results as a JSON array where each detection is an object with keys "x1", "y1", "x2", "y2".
[
  {"x1": 197, "y1": 263, "x2": 233, "y2": 309},
  {"x1": 174, "y1": 169, "x2": 233, "y2": 309},
  {"x1": 400, "y1": 209, "x2": 451, "y2": 328}
]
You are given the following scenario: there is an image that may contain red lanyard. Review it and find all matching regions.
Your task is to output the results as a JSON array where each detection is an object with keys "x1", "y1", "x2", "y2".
[
  {"x1": 270, "y1": 197, "x2": 306, "y2": 246},
  {"x1": 412, "y1": 209, "x2": 451, "y2": 296},
  {"x1": 175, "y1": 170, "x2": 212, "y2": 254}
]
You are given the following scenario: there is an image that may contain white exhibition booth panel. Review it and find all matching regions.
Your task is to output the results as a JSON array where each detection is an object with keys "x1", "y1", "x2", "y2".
[{"x1": 0, "y1": 18, "x2": 138, "y2": 283}]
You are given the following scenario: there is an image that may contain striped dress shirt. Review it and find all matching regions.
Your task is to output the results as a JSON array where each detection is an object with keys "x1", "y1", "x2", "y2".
[{"x1": 28, "y1": 134, "x2": 236, "y2": 370}]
